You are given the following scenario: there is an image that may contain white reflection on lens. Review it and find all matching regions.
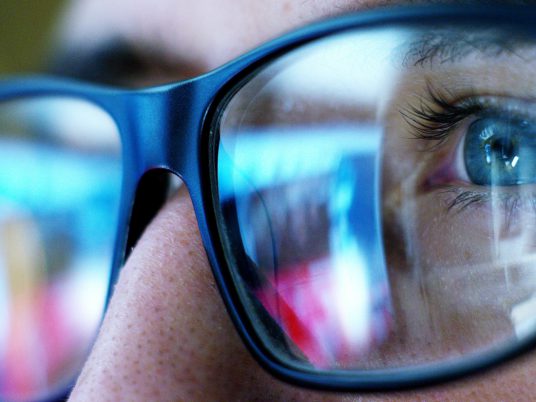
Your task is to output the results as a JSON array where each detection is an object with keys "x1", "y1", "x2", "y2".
[{"x1": 270, "y1": 29, "x2": 402, "y2": 106}]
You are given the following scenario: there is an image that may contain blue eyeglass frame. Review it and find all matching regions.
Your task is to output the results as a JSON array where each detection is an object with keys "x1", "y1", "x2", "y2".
[{"x1": 2, "y1": 5, "x2": 536, "y2": 398}]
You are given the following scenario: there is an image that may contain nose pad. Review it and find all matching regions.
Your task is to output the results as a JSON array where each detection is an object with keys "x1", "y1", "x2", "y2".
[{"x1": 125, "y1": 169, "x2": 182, "y2": 257}]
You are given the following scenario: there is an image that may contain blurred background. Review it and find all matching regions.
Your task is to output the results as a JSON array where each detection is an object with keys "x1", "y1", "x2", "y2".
[{"x1": 0, "y1": 1, "x2": 67, "y2": 75}]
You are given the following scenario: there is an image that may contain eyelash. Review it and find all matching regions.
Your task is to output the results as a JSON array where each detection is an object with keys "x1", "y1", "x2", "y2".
[
  {"x1": 439, "y1": 185, "x2": 526, "y2": 212},
  {"x1": 439, "y1": 185, "x2": 536, "y2": 234},
  {"x1": 399, "y1": 82, "x2": 484, "y2": 148}
]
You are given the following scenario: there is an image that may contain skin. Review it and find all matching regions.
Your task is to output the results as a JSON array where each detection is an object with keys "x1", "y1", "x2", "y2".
[
  {"x1": 52, "y1": 0, "x2": 536, "y2": 400},
  {"x1": 377, "y1": 52, "x2": 536, "y2": 367}
]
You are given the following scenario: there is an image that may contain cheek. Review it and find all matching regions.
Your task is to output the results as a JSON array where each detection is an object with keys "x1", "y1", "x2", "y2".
[
  {"x1": 379, "y1": 122, "x2": 536, "y2": 366},
  {"x1": 381, "y1": 69, "x2": 536, "y2": 332}
]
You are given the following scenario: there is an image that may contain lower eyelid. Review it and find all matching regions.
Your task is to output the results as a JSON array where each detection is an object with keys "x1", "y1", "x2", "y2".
[
  {"x1": 438, "y1": 186, "x2": 491, "y2": 212},
  {"x1": 435, "y1": 183, "x2": 536, "y2": 220}
]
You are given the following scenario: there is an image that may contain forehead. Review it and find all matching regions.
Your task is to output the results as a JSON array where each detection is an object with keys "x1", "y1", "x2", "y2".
[{"x1": 59, "y1": 0, "x2": 376, "y2": 73}]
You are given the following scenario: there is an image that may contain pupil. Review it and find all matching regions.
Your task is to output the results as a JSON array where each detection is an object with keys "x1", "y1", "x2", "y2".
[{"x1": 487, "y1": 137, "x2": 517, "y2": 165}]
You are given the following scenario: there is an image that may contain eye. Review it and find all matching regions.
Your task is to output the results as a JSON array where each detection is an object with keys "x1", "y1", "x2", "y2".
[{"x1": 463, "y1": 115, "x2": 536, "y2": 186}]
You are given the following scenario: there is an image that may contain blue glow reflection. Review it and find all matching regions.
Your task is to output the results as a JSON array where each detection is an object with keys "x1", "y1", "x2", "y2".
[
  {"x1": 219, "y1": 125, "x2": 392, "y2": 366},
  {"x1": 0, "y1": 97, "x2": 122, "y2": 402}
]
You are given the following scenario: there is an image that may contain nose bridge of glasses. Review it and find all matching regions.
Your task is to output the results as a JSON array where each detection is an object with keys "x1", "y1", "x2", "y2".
[{"x1": 128, "y1": 78, "x2": 215, "y2": 185}]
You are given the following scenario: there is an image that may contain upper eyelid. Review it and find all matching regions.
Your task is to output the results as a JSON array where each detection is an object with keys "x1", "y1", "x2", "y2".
[{"x1": 398, "y1": 86, "x2": 536, "y2": 148}]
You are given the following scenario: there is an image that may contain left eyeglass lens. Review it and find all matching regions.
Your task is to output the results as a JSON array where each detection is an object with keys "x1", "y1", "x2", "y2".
[{"x1": 0, "y1": 97, "x2": 122, "y2": 401}]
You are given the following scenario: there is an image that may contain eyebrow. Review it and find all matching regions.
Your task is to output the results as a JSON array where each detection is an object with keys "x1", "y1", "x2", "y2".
[
  {"x1": 49, "y1": 40, "x2": 144, "y2": 86},
  {"x1": 402, "y1": 29, "x2": 532, "y2": 67},
  {"x1": 49, "y1": 39, "x2": 197, "y2": 87}
]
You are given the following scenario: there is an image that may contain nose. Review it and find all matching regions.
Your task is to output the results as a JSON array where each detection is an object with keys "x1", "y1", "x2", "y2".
[
  {"x1": 64, "y1": 150, "x2": 536, "y2": 402},
  {"x1": 66, "y1": 185, "x2": 317, "y2": 401}
]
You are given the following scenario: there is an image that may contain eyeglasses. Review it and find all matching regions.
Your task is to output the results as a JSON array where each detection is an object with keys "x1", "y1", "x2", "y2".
[{"x1": 2, "y1": 4, "x2": 536, "y2": 400}]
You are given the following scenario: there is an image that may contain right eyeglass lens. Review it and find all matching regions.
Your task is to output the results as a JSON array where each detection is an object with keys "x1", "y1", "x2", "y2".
[
  {"x1": 0, "y1": 97, "x2": 122, "y2": 401},
  {"x1": 215, "y1": 23, "x2": 536, "y2": 374}
]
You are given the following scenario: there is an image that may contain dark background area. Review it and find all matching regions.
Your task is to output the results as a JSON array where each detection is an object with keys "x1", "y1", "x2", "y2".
[{"x1": 0, "y1": 1, "x2": 66, "y2": 74}]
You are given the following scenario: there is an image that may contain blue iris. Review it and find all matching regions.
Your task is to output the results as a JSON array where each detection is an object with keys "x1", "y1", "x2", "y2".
[{"x1": 464, "y1": 116, "x2": 536, "y2": 186}]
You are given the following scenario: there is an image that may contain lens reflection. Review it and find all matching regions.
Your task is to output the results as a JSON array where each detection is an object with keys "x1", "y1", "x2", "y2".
[
  {"x1": 219, "y1": 125, "x2": 390, "y2": 366},
  {"x1": 216, "y1": 24, "x2": 536, "y2": 374},
  {"x1": 0, "y1": 98, "x2": 121, "y2": 401}
]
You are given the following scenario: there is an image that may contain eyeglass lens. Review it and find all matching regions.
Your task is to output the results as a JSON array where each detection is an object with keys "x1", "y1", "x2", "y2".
[
  {"x1": 216, "y1": 24, "x2": 536, "y2": 373},
  {"x1": 0, "y1": 98, "x2": 122, "y2": 401}
]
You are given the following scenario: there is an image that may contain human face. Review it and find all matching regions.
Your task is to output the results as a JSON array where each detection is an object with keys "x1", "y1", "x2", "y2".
[{"x1": 38, "y1": 0, "x2": 536, "y2": 400}]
